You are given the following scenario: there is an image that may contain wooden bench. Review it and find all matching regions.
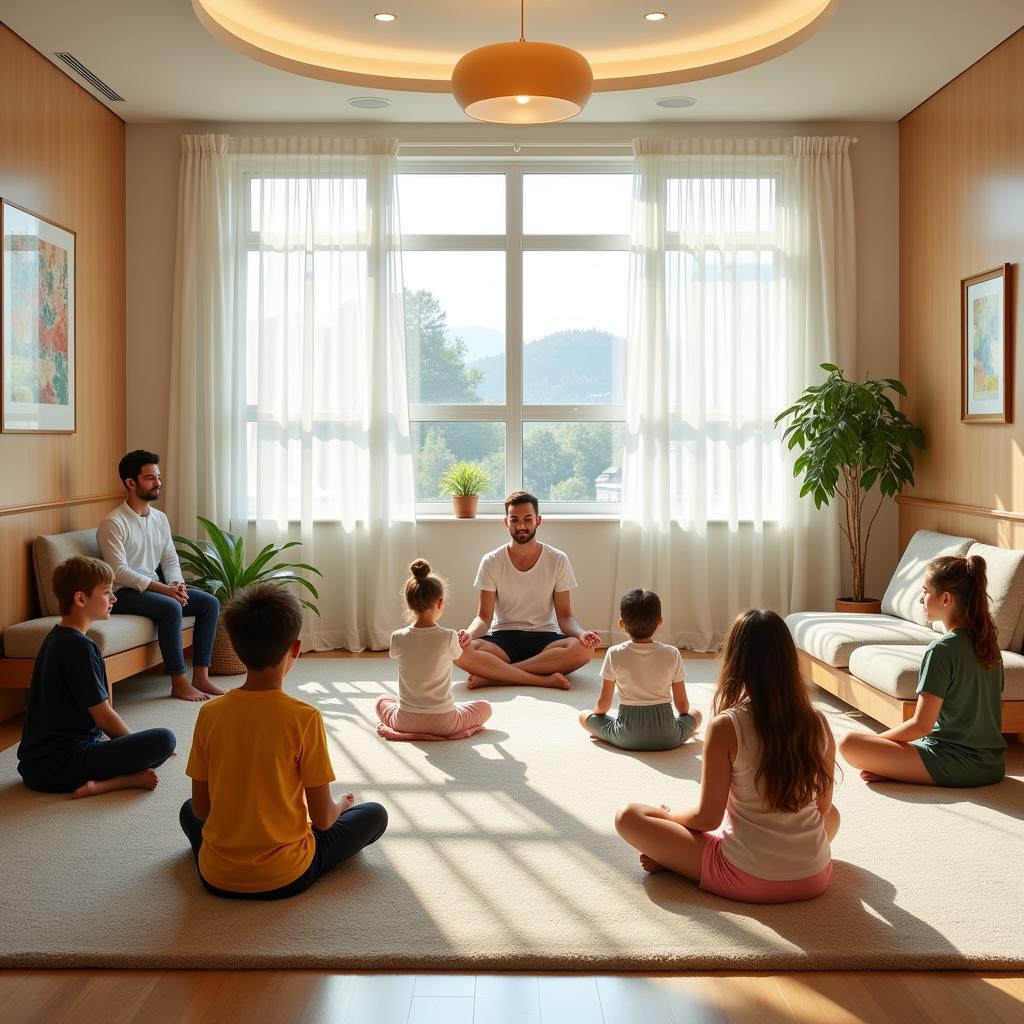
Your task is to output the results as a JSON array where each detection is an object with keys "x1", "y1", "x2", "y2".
[
  {"x1": 786, "y1": 530, "x2": 1024, "y2": 735},
  {"x1": 0, "y1": 528, "x2": 193, "y2": 703}
]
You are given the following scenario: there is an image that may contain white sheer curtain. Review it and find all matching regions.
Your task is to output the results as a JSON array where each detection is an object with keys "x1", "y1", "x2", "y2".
[
  {"x1": 169, "y1": 135, "x2": 416, "y2": 650},
  {"x1": 613, "y1": 137, "x2": 855, "y2": 650}
]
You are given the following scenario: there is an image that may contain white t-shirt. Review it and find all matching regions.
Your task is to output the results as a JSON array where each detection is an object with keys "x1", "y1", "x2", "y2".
[
  {"x1": 473, "y1": 544, "x2": 577, "y2": 632},
  {"x1": 599, "y1": 640, "x2": 686, "y2": 707},
  {"x1": 97, "y1": 501, "x2": 184, "y2": 592},
  {"x1": 718, "y1": 706, "x2": 832, "y2": 880},
  {"x1": 389, "y1": 625, "x2": 462, "y2": 714}
]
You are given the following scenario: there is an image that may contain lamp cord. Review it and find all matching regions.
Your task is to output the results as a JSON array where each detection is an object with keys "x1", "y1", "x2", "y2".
[{"x1": 520, "y1": 0, "x2": 525, "y2": 41}]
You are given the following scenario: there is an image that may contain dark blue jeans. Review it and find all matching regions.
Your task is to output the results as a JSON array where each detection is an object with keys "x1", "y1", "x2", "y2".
[
  {"x1": 21, "y1": 728, "x2": 177, "y2": 793},
  {"x1": 113, "y1": 587, "x2": 219, "y2": 674},
  {"x1": 179, "y1": 798, "x2": 388, "y2": 900}
]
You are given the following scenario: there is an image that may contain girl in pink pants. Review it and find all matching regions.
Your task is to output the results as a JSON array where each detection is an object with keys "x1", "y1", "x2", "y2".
[{"x1": 376, "y1": 560, "x2": 492, "y2": 742}]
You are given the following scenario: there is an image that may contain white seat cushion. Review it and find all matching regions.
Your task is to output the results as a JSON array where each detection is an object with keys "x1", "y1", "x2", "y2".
[
  {"x1": 3, "y1": 615, "x2": 196, "y2": 659},
  {"x1": 880, "y1": 530, "x2": 974, "y2": 626},
  {"x1": 964, "y1": 542, "x2": 1024, "y2": 653},
  {"x1": 785, "y1": 612, "x2": 936, "y2": 668},
  {"x1": 849, "y1": 643, "x2": 1024, "y2": 701}
]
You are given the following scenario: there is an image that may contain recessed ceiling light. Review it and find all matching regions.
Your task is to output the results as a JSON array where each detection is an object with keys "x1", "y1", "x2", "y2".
[
  {"x1": 348, "y1": 96, "x2": 392, "y2": 109},
  {"x1": 656, "y1": 96, "x2": 696, "y2": 108},
  {"x1": 374, "y1": 13, "x2": 397, "y2": 22},
  {"x1": 644, "y1": 12, "x2": 668, "y2": 21}
]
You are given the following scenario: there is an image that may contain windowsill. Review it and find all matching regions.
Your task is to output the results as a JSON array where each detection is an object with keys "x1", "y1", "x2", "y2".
[{"x1": 416, "y1": 513, "x2": 620, "y2": 523}]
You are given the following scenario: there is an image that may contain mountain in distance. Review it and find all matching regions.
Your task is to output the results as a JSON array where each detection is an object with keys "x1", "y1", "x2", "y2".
[
  {"x1": 446, "y1": 324, "x2": 504, "y2": 363},
  {"x1": 469, "y1": 329, "x2": 626, "y2": 405}
]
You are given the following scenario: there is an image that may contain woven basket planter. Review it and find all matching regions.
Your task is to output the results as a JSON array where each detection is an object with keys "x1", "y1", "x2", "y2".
[{"x1": 210, "y1": 620, "x2": 246, "y2": 676}]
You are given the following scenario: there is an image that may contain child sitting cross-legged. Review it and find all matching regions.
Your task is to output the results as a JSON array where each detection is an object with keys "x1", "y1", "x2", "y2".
[
  {"x1": 17, "y1": 556, "x2": 176, "y2": 799},
  {"x1": 579, "y1": 588, "x2": 701, "y2": 751},
  {"x1": 376, "y1": 559, "x2": 494, "y2": 741},
  {"x1": 615, "y1": 609, "x2": 839, "y2": 904},
  {"x1": 839, "y1": 554, "x2": 1006, "y2": 787},
  {"x1": 179, "y1": 583, "x2": 388, "y2": 900}
]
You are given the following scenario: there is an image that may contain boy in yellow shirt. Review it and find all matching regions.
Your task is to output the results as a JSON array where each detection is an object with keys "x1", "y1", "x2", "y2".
[{"x1": 179, "y1": 583, "x2": 388, "y2": 899}]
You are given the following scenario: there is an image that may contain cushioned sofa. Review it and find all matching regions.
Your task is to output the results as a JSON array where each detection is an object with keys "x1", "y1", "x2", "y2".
[
  {"x1": 786, "y1": 530, "x2": 1024, "y2": 732},
  {"x1": 0, "y1": 529, "x2": 194, "y2": 698}
]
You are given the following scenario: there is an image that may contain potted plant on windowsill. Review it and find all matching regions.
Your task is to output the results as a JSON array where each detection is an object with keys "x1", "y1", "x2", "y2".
[
  {"x1": 439, "y1": 461, "x2": 490, "y2": 519},
  {"x1": 174, "y1": 517, "x2": 323, "y2": 675},
  {"x1": 775, "y1": 363, "x2": 926, "y2": 613}
]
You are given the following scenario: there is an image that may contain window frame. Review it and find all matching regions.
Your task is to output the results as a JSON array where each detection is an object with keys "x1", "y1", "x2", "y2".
[{"x1": 399, "y1": 159, "x2": 633, "y2": 517}]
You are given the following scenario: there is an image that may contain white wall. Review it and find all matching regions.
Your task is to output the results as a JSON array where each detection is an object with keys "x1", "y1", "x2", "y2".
[{"x1": 126, "y1": 120, "x2": 900, "y2": 632}]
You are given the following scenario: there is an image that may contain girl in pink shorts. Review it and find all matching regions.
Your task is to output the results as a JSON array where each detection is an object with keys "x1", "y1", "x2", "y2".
[
  {"x1": 615, "y1": 609, "x2": 840, "y2": 903},
  {"x1": 376, "y1": 560, "x2": 492, "y2": 742}
]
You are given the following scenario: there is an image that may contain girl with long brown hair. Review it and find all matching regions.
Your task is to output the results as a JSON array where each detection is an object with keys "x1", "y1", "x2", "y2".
[
  {"x1": 839, "y1": 555, "x2": 1006, "y2": 787},
  {"x1": 615, "y1": 609, "x2": 839, "y2": 903}
]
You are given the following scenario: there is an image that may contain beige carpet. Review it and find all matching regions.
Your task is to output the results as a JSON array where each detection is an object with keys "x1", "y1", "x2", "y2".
[{"x1": 1, "y1": 658, "x2": 1023, "y2": 970}]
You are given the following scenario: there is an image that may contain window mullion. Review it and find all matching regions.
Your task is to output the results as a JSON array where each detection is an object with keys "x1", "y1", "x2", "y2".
[{"x1": 506, "y1": 165, "x2": 524, "y2": 496}]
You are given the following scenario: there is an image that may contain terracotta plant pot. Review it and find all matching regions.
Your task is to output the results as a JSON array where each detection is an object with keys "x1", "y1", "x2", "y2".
[
  {"x1": 451, "y1": 495, "x2": 479, "y2": 519},
  {"x1": 209, "y1": 620, "x2": 246, "y2": 676},
  {"x1": 835, "y1": 598, "x2": 882, "y2": 614}
]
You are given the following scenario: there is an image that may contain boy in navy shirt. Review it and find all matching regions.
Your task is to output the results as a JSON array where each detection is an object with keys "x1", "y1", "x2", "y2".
[{"x1": 17, "y1": 556, "x2": 176, "y2": 798}]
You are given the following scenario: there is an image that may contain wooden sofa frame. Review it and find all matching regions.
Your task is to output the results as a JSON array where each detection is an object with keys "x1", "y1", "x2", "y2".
[
  {"x1": 0, "y1": 627, "x2": 195, "y2": 704},
  {"x1": 799, "y1": 649, "x2": 1024, "y2": 736}
]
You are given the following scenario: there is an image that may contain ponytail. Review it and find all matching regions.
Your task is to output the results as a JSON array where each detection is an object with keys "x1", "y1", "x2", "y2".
[{"x1": 926, "y1": 555, "x2": 1001, "y2": 669}]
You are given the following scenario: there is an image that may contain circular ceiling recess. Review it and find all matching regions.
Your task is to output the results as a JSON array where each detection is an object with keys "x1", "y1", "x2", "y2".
[{"x1": 192, "y1": 0, "x2": 839, "y2": 94}]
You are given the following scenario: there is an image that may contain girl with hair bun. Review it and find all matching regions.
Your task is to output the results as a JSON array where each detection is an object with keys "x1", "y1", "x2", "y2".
[
  {"x1": 375, "y1": 560, "x2": 494, "y2": 741},
  {"x1": 839, "y1": 554, "x2": 1006, "y2": 787}
]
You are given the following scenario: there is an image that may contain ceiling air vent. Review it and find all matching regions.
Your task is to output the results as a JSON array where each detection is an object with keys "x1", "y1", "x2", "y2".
[{"x1": 52, "y1": 53, "x2": 125, "y2": 101}]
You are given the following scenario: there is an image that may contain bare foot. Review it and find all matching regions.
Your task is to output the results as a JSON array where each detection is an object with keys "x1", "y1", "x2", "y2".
[
  {"x1": 191, "y1": 676, "x2": 225, "y2": 697},
  {"x1": 466, "y1": 674, "x2": 493, "y2": 689},
  {"x1": 860, "y1": 769, "x2": 888, "y2": 783},
  {"x1": 73, "y1": 768, "x2": 159, "y2": 799},
  {"x1": 547, "y1": 672, "x2": 572, "y2": 690},
  {"x1": 640, "y1": 853, "x2": 667, "y2": 873},
  {"x1": 170, "y1": 678, "x2": 210, "y2": 702}
]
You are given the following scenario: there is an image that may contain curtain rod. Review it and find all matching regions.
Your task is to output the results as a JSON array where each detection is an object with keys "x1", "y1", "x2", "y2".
[
  {"x1": 397, "y1": 141, "x2": 635, "y2": 151},
  {"x1": 398, "y1": 138, "x2": 858, "y2": 152}
]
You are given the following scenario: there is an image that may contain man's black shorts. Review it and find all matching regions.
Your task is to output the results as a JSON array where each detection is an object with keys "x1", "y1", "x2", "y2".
[{"x1": 480, "y1": 630, "x2": 569, "y2": 663}]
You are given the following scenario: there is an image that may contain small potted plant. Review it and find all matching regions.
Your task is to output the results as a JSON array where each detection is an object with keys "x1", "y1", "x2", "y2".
[
  {"x1": 775, "y1": 363, "x2": 926, "y2": 613},
  {"x1": 439, "y1": 460, "x2": 489, "y2": 519},
  {"x1": 175, "y1": 517, "x2": 323, "y2": 675}
]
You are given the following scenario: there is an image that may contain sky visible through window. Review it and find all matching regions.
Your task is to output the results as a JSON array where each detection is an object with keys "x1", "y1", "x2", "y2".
[{"x1": 399, "y1": 170, "x2": 631, "y2": 508}]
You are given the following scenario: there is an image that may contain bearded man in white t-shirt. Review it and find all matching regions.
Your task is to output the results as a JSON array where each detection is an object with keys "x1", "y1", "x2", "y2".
[{"x1": 455, "y1": 491, "x2": 600, "y2": 689}]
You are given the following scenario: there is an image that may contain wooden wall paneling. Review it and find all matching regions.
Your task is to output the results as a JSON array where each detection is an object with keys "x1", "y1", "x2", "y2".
[
  {"x1": 0, "y1": 24, "x2": 126, "y2": 719},
  {"x1": 899, "y1": 29, "x2": 1024, "y2": 544}
]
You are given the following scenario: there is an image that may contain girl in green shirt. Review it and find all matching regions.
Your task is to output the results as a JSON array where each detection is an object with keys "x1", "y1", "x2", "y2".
[{"x1": 839, "y1": 555, "x2": 1005, "y2": 787}]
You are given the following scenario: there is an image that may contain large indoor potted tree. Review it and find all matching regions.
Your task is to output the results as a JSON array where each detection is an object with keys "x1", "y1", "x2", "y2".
[
  {"x1": 175, "y1": 517, "x2": 323, "y2": 675},
  {"x1": 775, "y1": 363, "x2": 926, "y2": 613},
  {"x1": 439, "y1": 460, "x2": 490, "y2": 519}
]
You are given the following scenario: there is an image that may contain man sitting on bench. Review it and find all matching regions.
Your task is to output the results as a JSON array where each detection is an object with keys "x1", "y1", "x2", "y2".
[{"x1": 98, "y1": 450, "x2": 222, "y2": 702}]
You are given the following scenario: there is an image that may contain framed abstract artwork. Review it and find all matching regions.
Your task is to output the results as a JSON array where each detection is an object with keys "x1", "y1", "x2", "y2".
[
  {"x1": 1, "y1": 200, "x2": 76, "y2": 433},
  {"x1": 961, "y1": 263, "x2": 1012, "y2": 424}
]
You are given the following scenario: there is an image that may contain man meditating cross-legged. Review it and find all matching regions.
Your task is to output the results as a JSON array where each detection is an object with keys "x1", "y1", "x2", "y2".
[
  {"x1": 98, "y1": 450, "x2": 222, "y2": 702},
  {"x1": 455, "y1": 491, "x2": 600, "y2": 690}
]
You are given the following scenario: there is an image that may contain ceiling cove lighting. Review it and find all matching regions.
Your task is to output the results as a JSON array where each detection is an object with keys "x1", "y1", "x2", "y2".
[{"x1": 451, "y1": 0, "x2": 593, "y2": 124}]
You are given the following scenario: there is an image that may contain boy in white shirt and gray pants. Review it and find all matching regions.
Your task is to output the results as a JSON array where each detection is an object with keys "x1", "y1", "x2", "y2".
[{"x1": 580, "y1": 588, "x2": 701, "y2": 750}]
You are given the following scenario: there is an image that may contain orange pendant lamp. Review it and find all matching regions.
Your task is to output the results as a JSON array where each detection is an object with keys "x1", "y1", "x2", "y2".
[{"x1": 452, "y1": 1, "x2": 594, "y2": 124}]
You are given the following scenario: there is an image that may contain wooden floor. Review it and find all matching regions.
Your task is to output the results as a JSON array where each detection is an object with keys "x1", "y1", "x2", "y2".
[
  {"x1": 2, "y1": 651, "x2": 1023, "y2": 1023},
  {"x1": 2, "y1": 970, "x2": 1024, "y2": 1024}
]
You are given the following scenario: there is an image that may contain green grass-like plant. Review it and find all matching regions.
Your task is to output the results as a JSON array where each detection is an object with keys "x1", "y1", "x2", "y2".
[
  {"x1": 174, "y1": 516, "x2": 323, "y2": 615},
  {"x1": 439, "y1": 460, "x2": 490, "y2": 498},
  {"x1": 775, "y1": 363, "x2": 926, "y2": 603}
]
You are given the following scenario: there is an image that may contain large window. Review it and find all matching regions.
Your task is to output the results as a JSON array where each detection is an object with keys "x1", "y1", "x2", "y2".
[{"x1": 398, "y1": 165, "x2": 631, "y2": 514}]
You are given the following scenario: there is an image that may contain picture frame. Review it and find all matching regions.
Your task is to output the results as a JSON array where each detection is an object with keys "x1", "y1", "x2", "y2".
[
  {"x1": 961, "y1": 263, "x2": 1012, "y2": 424},
  {"x1": 1, "y1": 199, "x2": 76, "y2": 433}
]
